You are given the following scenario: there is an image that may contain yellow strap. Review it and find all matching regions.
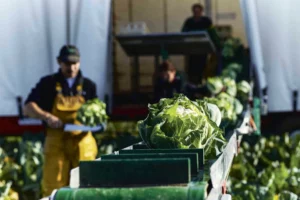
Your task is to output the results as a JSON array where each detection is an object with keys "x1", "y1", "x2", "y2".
[
  {"x1": 56, "y1": 82, "x2": 83, "y2": 95},
  {"x1": 56, "y1": 82, "x2": 62, "y2": 93},
  {"x1": 76, "y1": 85, "x2": 83, "y2": 95}
]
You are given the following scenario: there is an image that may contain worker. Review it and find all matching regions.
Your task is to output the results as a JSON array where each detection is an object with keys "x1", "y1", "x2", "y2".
[
  {"x1": 181, "y1": 4, "x2": 212, "y2": 32},
  {"x1": 154, "y1": 60, "x2": 186, "y2": 102},
  {"x1": 182, "y1": 3, "x2": 213, "y2": 84},
  {"x1": 24, "y1": 45, "x2": 98, "y2": 197}
]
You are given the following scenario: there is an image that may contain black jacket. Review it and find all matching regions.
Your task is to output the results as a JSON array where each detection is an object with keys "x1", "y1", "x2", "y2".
[
  {"x1": 154, "y1": 72, "x2": 186, "y2": 102},
  {"x1": 182, "y1": 16, "x2": 212, "y2": 32},
  {"x1": 25, "y1": 70, "x2": 97, "y2": 112}
]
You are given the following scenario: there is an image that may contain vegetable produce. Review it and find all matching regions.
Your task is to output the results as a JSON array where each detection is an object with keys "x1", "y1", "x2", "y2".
[
  {"x1": 230, "y1": 134, "x2": 300, "y2": 199},
  {"x1": 217, "y1": 92, "x2": 242, "y2": 115},
  {"x1": 19, "y1": 141, "x2": 43, "y2": 191},
  {"x1": 206, "y1": 97, "x2": 236, "y2": 128},
  {"x1": 0, "y1": 151, "x2": 20, "y2": 200},
  {"x1": 279, "y1": 191, "x2": 298, "y2": 200},
  {"x1": 206, "y1": 103, "x2": 222, "y2": 127},
  {"x1": 221, "y1": 68, "x2": 237, "y2": 80},
  {"x1": 207, "y1": 77, "x2": 223, "y2": 95},
  {"x1": 206, "y1": 76, "x2": 240, "y2": 98},
  {"x1": 222, "y1": 38, "x2": 242, "y2": 59},
  {"x1": 0, "y1": 123, "x2": 140, "y2": 199},
  {"x1": 0, "y1": 138, "x2": 43, "y2": 200},
  {"x1": 77, "y1": 98, "x2": 108, "y2": 126},
  {"x1": 222, "y1": 77, "x2": 237, "y2": 97},
  {"x1": 222, "y1": 63, "x2": 242, "y2": 80},
  {"x1": 138, "y1": 94, "x2": 226, "y2": 159},
  {"x1": 237, "y1": 80, "x2": 251, "y2": 102},
  {"x1": 0, "y1": 180, "x2": 18, "y2": 200},
  {"x1": 205, "y1": 92, "x2": 243, "y2": 128},
  {"x1": 225, "y1": 63, "x2": 242, "y2": 74}
]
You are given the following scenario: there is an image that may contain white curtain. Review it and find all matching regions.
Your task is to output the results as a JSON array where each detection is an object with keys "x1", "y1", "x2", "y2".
[
  {"x1": 240, "y1": 0, "x2": 267, "y2": 98},
  {"x1": 285, "y1": 1, "x2": 300, "y2": 110},
  {"x1": 240, "y1": 0, "x2": 300, "y2": 112},
  {"x1": 70, "y1": 0, "x2": 113, "y2": 109},
  {"x1": 0, "y1": 0, "x2": 112, "y2": 116}
]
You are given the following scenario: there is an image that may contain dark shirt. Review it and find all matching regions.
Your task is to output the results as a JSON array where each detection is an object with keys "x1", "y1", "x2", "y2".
[
  {"x1": 182, "y1": 16, "x2": 212, "y2": 81},
  {"x1": 154, "y1": 72, "x2": 185, "y2": 102},
  {"x1": 184, "y1": 83, "x2": 210, "y2": 100},
  {"x1": 181, "y1": 16, "x2": 212, "y2": 32},
  {"x1": 25, "y1": 70, "x2": 97, "y2": 112}
]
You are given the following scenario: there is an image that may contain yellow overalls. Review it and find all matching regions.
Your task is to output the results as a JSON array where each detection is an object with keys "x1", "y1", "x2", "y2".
[{"x1": 42, "y1": 81, "x2": 98, "y2": 197}]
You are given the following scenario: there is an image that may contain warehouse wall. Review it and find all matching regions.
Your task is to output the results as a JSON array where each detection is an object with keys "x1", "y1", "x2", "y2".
[
  {"x1": 114, "y1": 0, "x2": 246, "y2": 93},
  {"x1": 212, "y1": 0, "x2": 246, "y2": 45}
]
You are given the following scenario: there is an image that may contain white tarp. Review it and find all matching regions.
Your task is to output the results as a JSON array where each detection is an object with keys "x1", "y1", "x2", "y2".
[
  {"x1": 0, "y1": 0, "x2": 112, "y2": 116},
  {"x1": 240, "y1": 0, "x2": 299, "y2": 112},
  {"x1": 239, "y1": 0, "x2": 266, "y2": 91},
  {"x1": 256, "y1": 0, "x2": 294, "y2": 112},
  {"x1": 285, "y1": 1, "x2": 300, "y2": 111}
]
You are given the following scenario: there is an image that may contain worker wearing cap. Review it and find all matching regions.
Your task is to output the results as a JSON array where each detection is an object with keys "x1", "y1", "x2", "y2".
[
  {"x1": 24, "y1": 45, "x2": 98, "y2": 197},
  {"x1": 182, "y1": 3, "x2": 213, "y2": 84}
]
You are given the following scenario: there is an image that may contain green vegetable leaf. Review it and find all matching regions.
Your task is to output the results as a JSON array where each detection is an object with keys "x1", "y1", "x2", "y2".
[
  {"x1": 138, "y1": 94, "x2": 226, "y2": 159},
  {"x1": 77, "y1": 98, "x2": 108, "y2": 127}
]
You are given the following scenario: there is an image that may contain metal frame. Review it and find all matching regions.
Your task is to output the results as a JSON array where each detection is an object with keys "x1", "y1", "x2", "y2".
[{"x1": 116, "y1": 31, "x2": 217, "y2": 95}]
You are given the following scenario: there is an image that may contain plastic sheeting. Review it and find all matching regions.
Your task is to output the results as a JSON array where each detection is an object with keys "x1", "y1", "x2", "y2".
[
  {"x1": 256, "y1": 0, "x2": 294, "y2": 112},
  {"x1": 0, "y1": 0, "x2": 112, "y2": 116},
  {"x1": 239, "y1": 0, "x2": 266, "y2": 91},
  {"x1": 240, "y1": 0, "x2": 300, "y2": 112},
  {"x1": 284, "y1": 1, "x2": 300, "y2": 111},
  {"x1": 70, "y1": 0, "x2": 112, "y2": 110}
]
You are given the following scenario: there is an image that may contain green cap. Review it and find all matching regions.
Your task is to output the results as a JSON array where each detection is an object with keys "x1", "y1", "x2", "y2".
[{"x1": 58, "y1": 45, "x2": 80, "y2": 63}]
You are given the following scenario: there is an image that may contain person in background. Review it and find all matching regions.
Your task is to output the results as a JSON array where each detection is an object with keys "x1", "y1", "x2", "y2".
[
  {"x1": 154, "y1": 60, "x2": 186, "y2": 102},
  {"x1": 181, "y1": 4, "x2": 212, "y2": 32},
  {"x1": 24, "y1": 45, "x2": 98, "y2": 197},
  {"x1": 182, "y1": 3, "x2": 213, "y2": 84}
]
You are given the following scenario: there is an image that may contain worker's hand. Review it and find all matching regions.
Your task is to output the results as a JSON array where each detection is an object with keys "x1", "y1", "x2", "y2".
[{"x1": 44, "y1": 113, "x2": 63, "y2": 129}]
